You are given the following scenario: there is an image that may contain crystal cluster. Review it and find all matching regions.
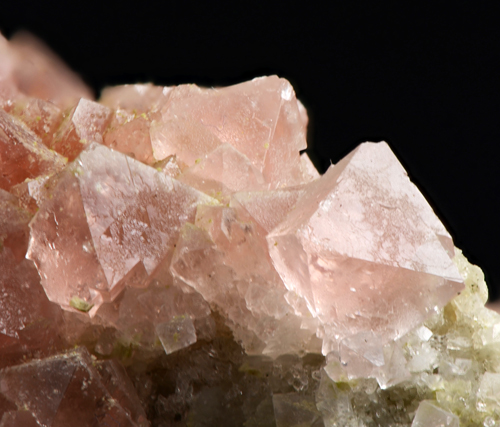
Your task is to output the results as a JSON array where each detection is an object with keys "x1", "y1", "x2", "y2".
[{"x1": 1, "y1": 32, "x2": 499, "y2": 427}]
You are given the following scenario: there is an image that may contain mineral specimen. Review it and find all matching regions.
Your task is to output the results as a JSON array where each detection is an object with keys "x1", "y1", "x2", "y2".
[{"x1": 0, "y1": 32, "x2": 499, "y2": 427}]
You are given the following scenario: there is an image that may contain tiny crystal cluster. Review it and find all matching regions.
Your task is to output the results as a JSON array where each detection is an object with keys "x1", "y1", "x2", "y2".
[{"x1": 1, "y1": 32, "x2": 499, "y2": 427}]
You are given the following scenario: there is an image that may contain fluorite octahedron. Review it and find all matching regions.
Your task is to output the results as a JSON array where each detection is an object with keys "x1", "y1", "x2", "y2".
[{"x1": 0, "y1": 33, "x2": 499, "y2": 427}]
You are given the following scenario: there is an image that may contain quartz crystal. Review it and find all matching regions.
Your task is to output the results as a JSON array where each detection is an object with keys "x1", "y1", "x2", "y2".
[{"x1": 0, "y1": 32, "x2": 499, "y2": 427}]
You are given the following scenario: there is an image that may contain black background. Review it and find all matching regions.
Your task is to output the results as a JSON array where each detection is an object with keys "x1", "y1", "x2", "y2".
[{"x1": 2, "y1": 2, "x2": 500, "y2": 299}]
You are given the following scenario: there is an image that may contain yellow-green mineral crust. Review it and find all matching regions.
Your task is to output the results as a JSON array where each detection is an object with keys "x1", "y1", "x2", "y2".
[{"x1": 316, "y1": 250, "x2": 499, "y2": 427}]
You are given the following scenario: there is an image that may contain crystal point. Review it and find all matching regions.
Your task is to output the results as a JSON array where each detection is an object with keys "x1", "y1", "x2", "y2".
[
  {"x1": 0, "y1": 109, "x2": 66, "y2": 191},
  {"x1": 50, "y1": 98, "x2": 112, "y2": 161},
  {"x1": 28, "y1": 143, "x2": 213, "y2": 313},
  {"x1": 268, "y1": 141, "x2": 464, "y2": 354}
]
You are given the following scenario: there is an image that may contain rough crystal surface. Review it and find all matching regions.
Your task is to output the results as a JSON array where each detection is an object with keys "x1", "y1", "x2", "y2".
[{"x1": 0, "y1": 32, "x2": 499, "y2": 427}]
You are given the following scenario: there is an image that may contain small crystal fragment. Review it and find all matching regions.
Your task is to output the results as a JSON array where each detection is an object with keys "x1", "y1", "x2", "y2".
[
  {"x1": 411, "y1": 401, "x2": 459, "y2": 427},
  {"x1": 0, "y1": 110, "x2": 66, "y2": 191},
  {"x1": 156, "y1": 315, "x2": 197, "y2": 354},
  {"x1": 103, "y1": 112, "x2": 155, "y2": 164},
  {"x1": 154, "y1": 155, "x2": 182, "y2": 178},
  {"x1": 51, "y1": 98, "x2": 112, "y2": 160}
]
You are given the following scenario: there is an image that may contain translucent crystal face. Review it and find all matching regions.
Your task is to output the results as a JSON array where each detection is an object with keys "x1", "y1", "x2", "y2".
[
  {"x1": 268, "y1": 142, "x2": 464, "y2": 355},
  {"x1": 1, "y1": 31, "x2": 498, "y2": 427},
  {"x1": 27, "y1": 143, "x2": 214, "y2": 312}
]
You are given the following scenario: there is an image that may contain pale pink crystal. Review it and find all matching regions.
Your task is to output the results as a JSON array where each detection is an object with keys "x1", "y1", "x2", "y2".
[
  {"x1": 27, "y1": 143, "x2": 213, "y2": 313},
  {"x1": 0, "y1": 194, "x2": 63, "y2": 368},
  {"x1": 0, "y1": 109, "x2": 66, "y2": 191},
  {"x1": 300, "y1": 152, "x2": 320, "y2": 183},
  {"x1": 297, "y1": 99, "x2": 309, "y2": 128},
  {"x1": 50, "y1": 98, "x2": 112, "y2": 161},
  {"x1": 3, "y1": 96, "x2": 63, "y2": 147},
  {"x1": 177, "y1": 143, "x2": 266, "y2": 200},
  {"x1": 171, "y1": 204, "x2": 320, "y2": 356},
  {"x1": 100, "y1": 83, "x2": 171, "y2": 113},
  {"x1": 150, "y1": 117, "x2": 224, "y2": 167},
  {"x1": 157, "y1": 76, "x2": 307, "y2": 188},
  {"x1": 26, "y1": 169, "x2": 108, "y2": 312},
  {"x1": 4, "y1": 32, "x2": 93, "y2": 109},
  {"x1": 0, "y1": 191, "x2": 60, "y2": 342},
  {"x1": 230, "y1": 186, "x2": 306, "y2": 233},
  {"x1": 268, "y1": 141, "x2": 464, "y2": 355},
  {"x1": 103, "y1": 113, "x2": 155, "y2": 164},
  {"x1": 9, "y1": 174, "x2": 52, "y2": 214},
  {"x1": 154, "y1": 155, "x2": 182, "y2": 178},
  {"x1": 0, "y1": 347, "x2": 148, "y2": 427},
  {"x1": 156, "y1": 315, "x2": 197, "y2": 354}
]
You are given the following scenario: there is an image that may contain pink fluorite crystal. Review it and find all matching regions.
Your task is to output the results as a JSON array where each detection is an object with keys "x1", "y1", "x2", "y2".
[
  {"x1": 0, "y1": 347, "x2": 148, "y2": 427},
  {"x1": 50, "y1": 98, "x2": 112, "y2": 160},
  {"x1": 0, "y1": 32, "x2": 93, "y2": 110},
  {"x1": 0, "y1": 32, "x2": 470, "y2": 426},
  {"x1": 152, "y1": 76, "x2": 307, "y2": 189},
  {"x1": 268, "y1": 142, "x2": 463, "y2": 355},
  {"x1": 0, "y1": 109, "x2": 66, "y2": 191},
  {"x1": 27, "y1": 143, "x2": 213, "y2": 312}
]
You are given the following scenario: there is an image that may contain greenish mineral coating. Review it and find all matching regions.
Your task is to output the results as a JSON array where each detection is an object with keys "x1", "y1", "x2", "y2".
[
  {"x1": 314, "y1": 249, "x2": 500, "y2": 427},
  {"x1": 69, "y1": 296, "x2": 94, "y2": 313}
]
